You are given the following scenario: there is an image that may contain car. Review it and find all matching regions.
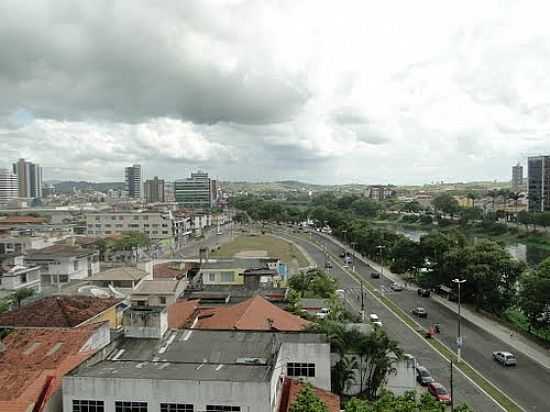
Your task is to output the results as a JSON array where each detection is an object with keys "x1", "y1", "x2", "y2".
[
  {"x1": 369, "y1": 313, "x2": 380, "y2": 323},
  {"x1": 371, "y1": 271, "x2": 380, "y2": 279},
  {"x1": 427, "y1": 382, "x2": 451, "y2": 404},
  {"x1": 316, "y1": 308, "x2": 330, "y2": 319},
  {"x1": 493, "y1": 351, "x2": 517, "y2": 366},
  {"x1": 324, "y1": 262, "x2": 333, "y2": 269},
  {"x1": 339, "y1": 251, "x2": 346, "y2": 258},
  {"x1": 412, "y1": 307, "x2": 428, "y2": 318},
  {"x1": 417, "y1": 288, "x2": 431, "y2": 297},
  {"x1": 390, "y1": 282, "x2": 404, "y2": 291},
  {"x1": 416, "y1": 366, "x2": 434, "y2": 386}
]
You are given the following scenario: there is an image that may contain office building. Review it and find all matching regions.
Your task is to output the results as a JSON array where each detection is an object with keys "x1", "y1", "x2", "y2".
[
  {"x1": 12, "y1": 158, "x2": 42, "y2": 199},
  {"x1": 144, "y1": 176, "x2": 165, "y2": 203},
  {"x1": 528, "y1": 155, "x2": 550, "y2": 212},
  {"x1": 512, "y1": 162, "x2": 524, "y2": 191},
  {"x1": 175, "y1": 170, "x2": 213, "y2": 208},
  {"x1": 125, "y1": 164, "x2": 143, "y2": 199},
  {"x1": 0, "y1": 168, "x2": 18, "y2": 206}
]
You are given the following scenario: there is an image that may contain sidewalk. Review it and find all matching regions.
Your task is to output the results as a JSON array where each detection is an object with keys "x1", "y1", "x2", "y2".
[{"x1": 315, "y1": 231, "x2": 550, "y2": 370}]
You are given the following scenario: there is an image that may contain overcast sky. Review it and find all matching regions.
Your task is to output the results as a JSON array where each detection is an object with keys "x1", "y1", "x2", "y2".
[{"x1": 1, "y1": 1, "x2": 549, "y2": 184}]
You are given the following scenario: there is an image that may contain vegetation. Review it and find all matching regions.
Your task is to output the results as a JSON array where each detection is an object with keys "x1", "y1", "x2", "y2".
[
  {"x1": 288, "y1": 383, "x2": 329, "y2": 412},
  {"x1": 345, "y1": 391, "x2": 473, "y2": 411},
  {"x1": 12, "y1": 288, "x2": 34, "y2": 308},
  {"x1": 96, "y1": 232, "x2": 150, "y2": 259}
]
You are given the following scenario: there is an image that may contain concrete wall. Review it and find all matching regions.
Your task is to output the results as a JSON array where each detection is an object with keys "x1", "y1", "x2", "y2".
[
  {"x1": 123, "y1": 309, "x2": 168, "y2": 338},
  {"x1": 63, "y1": 377, "x2": 273, "y2": 412},
  {"x1": 0, "y1": 266, "x2": 41, "y2": 293},
  {"x1": 201, "y1": 268, "x2": 245, "y2": 286},
  {"x1": 82, "y1": 305, "x2": 122, "y2": 329},
  {"x1": 279, "y1": 342, "x2": 331, "y2": 391}
]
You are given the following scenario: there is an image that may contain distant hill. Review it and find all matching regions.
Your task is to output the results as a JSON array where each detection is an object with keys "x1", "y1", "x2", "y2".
[
  {"x1": 47, "y1": 181, "x2": 125, "y2": 193},
  {"x1": 221, "y1": 180, "x2": 369, "y2": 193}
]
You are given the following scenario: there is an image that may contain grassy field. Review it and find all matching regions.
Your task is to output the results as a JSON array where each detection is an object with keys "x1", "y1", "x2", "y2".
[{"x1": 210, "y1": 234, "x2": 309, "y2": 268}]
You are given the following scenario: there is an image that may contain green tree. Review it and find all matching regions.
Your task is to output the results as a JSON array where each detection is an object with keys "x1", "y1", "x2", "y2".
[
  {"x1": 466, "y1": 191, "x2": 479, "y2": 208},
  {"x1": 12, "y1": 288, "x2": 34, "y2": 308},
  {"x1": 389, "y1": 238, "x2": 423, "y2": 274},
  {"x1": 487, "y1": 189, "x2": 499, "y2": 210},
  {"x1": 344, "y1": 391, "x2": 474, "y2": 411},
  {"x1": 432, "y1": 193, "x2": 460, "y2": 218},
  {"x1": 400, "y1": 201, "x2": 422, "y2": 213},
  {"x1": 289, "y1": 383, "x2": 329, "y2": 412},
  {"x1": 351, "y1": 199, "x2": 381, "y2": 218},
  {"x1": 518, "y1": 258, "x2": 550, "y2": 331},
  {"x1": 333, "y1": 355, "x2": 358, "y2": 395}
]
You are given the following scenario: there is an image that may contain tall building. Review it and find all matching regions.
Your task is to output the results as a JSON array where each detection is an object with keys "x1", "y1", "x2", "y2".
[
  {"x1": 528, "y1": 155, "x2": 550, "y2": 212},
  {"x1": 144, "y1": 176, "x2": 165, "y2": 203},
  {"x1": 0, "y1": 168, "x2": 18, "y2": 206},
  {"x1": 12, "y1": 158, "x2": 43, "y2": 199},
  {"x1": 125, "y1": 164, "x2": 143, "y2": 199},
  {"x1": 512, "y1": 162, "x2": 524, "y2": 191},
  {"x1": 175, "y1": 171, "x2": 212, "y2": 208}
]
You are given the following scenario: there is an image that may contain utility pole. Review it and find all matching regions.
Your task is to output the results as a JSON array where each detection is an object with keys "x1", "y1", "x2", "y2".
[
  {"x1": 376, "y1": 245, "x2": 385, "y2": 277},
  {"x1": 452, "y1": 278, "x2": 467, "y2": 363},
  {"x1": 360, "y1": 280, "x2": 365, "y2": 322},
  {"x1": 450, "y1": 359, "x2": 454, "y2": 412},
  {"x1": 350, "y1": 241, "x2": 357, "y2": 272}
]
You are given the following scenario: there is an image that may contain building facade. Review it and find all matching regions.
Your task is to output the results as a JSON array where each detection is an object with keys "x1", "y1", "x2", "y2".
[
  {"x1": 12, "y1": 158, "x2": 43, "y2": 199},
  {"x1": 144, "y1": 176, "x2": 165, "y2": 203},
  {"x1": 0, "y1": 255, "x2": 41, "y2": 293},
  {"x1": 125, "y1": 164, "x2": 143, "y2": 199},
  {"x1": 175, "y1": 171, "x2": 213, "y2": 208},
  {"x1": 512, "y1": 162, "x2": 524, "y2": 191},
  {"x1": 528, "y1": 156, "x2": 550, "y2": 212},
  {"x1": 0, "y1": 168, "x2": 18, "y2": 206}
]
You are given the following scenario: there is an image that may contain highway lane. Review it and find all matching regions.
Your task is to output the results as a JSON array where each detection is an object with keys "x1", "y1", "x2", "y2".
[
  {"x1": 310, "y1": 230, "x2": 550, "y2": 412},
  {"x1": 277, "y1": 230, "x2": 502, "y2": 412}
]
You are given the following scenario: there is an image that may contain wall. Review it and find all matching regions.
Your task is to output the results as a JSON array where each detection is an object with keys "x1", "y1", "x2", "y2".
[
  {"x1": 123, "y1": 309, "x2": 168, "y2": 338},
  {"x1": 63, "y1": 377, "x2": 272, "y2": 412},
  {"x1": 0, "y1": 266, "x2": 41, "y2": 292},
  {"x1": 81, "y1": 305, "x2": 122, "y2": 329},
  {"x1": 201, "y1": 268, "x2": 245, "y2": 286},
  {"x1": 279, "y1": 342, "x2": 331, "y2": 391}
]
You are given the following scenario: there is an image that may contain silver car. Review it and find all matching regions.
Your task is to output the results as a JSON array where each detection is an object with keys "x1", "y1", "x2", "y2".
[{"x1": 492, "y1": 351, "x2": 517, "y2": 366}]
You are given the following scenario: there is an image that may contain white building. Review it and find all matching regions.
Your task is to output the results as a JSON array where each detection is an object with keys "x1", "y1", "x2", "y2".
[
  {"x1": 63, "y1": 328, "x2": 331, "y2": 412},
  {"x1": 0, "y1": 168, "x2": 18, "y2": 206},
  {"x1": 24, "y1": 244, "x2": 99, "y2": 286},
  {"x1": 130, "y1": 279, "x2": 187, "y2": 306},
  {"x1": 0, "y1": 255, "x2": 41, "y2": 293}
]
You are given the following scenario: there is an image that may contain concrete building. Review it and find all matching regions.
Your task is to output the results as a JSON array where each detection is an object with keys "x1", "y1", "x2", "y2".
[
  {"x1": 144, "y1": 176, "x2": 165, "y2": 203},
  {"x1": 125, "y1": 164, "x2": 143, "y2": 199},
  {"x1": 89, "y1": 266, "x2": 152, "y2": 294},
  {"x1": 24, "y1": 244, "x2": 100, "y2": 286},
  {"x1": 0, "y1": 168, "x2": 18, "y2": 206},
  {"x1": 200, "y1": 257, "x2": 282, "y2": 287},
  {"x1": 175, "y1": 170, "x2": 213, "y2": 208},
  {"x1": 512, "y1": 162, "x2": 524, "y2": 191},
  {"x1": 63, "y1": 328, "x2": 331, "y2": 412},
  {"x1": 12, "y1": 158, "x2": 43, "y2": 199},
  {"x1": 528, "y1": 155, "x2": 550, "y2": 212},
  {"x1": 367, "y1": 185, "x2": 394, "y2": 201},
  {"x1": 130, "y1": 279, "x2": 187, "y2": 307},
  {"x1": 0, "y1": 254, "x2": 41, "y2": 294}
]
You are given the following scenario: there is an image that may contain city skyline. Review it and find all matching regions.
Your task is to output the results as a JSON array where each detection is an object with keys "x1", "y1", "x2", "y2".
[{"x1": 2, "y1": 1, "x2": 550, "y2": 185}]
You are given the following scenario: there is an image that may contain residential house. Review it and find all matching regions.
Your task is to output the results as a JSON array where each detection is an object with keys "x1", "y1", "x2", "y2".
[
  {"x1": 153, "y1": 261, "x2": 189, "y2": 280},
  {"x1": 24, "y1": 244, "x2": 99, "y2": 286},
  {"x1": 0, "y1": 254, "x2": 41, "y2": 294},
  {"x1": 280, "y1": 379, "x2": 340, "y2": 412},
  {"x1": 0, "y1": 295, "x2": 123, "y2": 329},
  {"x1": 130, "y1": 279, "x2": 188, "y2": 307},
  {"x1": 88, "y1": 266, "x2": 152, "y2": 294},
  {"x1": 200, "y1": 257, "x2": 282, "y2": 286},
  {"x1": 0, "y1": 323, "x2": 111, "y2": 412}
]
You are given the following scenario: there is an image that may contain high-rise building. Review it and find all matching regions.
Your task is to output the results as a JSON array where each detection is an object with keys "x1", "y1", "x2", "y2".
[
  {"x1": 174, "y1": 171, "x2": 212, "y2": 208},
  {"x1": 12, "y1": 158, "x2": 43, "y2": 199},
  {"x1": 144, "y1": 176, "x2": 165, "y2": 203},
  {"x1": 528, "y1": 156, "x2": 550, "y2": 212},
  {"x1": 125, "y1": 164, "x2": 143, "y2": 199},
  {"x1": 0, "y1": 168, "x2": 18, "y2": 206},
  {"x1": 512, "y1": 163, "x2": 523, "y2": 191}
]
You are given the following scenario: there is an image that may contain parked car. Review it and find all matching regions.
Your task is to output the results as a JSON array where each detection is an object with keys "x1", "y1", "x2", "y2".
[
  {"x1": 390, "y1": 282, "x2": 404, "y2": 291},
  {"x1": 416, "y1": 366, "x2": 434, "y2": 386},
  {"x1": 493, "y1": 351, "x2": 517, "y2": 366},
  {"x1": 412, "y1": 307, "x2": 428, "y2": 318},
  {"x1": 371, "y1": 271, "x2": 380, "y2": 279},
  {"x1": 417, "y1": 288, "x2": 431, "y2": 297},
  {"x1": 427, "y1": 382, "x2": 451, "y2": 404},
  {"x1": 369, "y1": 313, "x2": 383, "y2": 327},
  {"x1": 316, "y1": 308, "x2": 330, "y2": 319}
]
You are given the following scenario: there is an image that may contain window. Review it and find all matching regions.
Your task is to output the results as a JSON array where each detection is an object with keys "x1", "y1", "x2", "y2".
[
  {"x1": 105, "y1": 231, "x2": 112, "y2": 234},
  {"x1": 20, "y1": 273, "x2": 27, "y2": 283},
  {"x1": 144, "y1": 224, "x2": 150, "y2": 227},
  {"x1": 162, "y1": 231, "x2": 169, "y2": 234},
  {"x1": 105, "y1": 224, "x2": 111, "y2": 227},
  {"x1": 208, "y1": 273, "x2": 216, "y2": 282},
  {"x1": 112, "y1": 216, "x2": 117, "y2": 220},
  {"x1": 74, "y1": 260, "x2": 79, "y2": 271},
  {"x1": 221, "y1": 271, "x2": 234, "y2": 282},
  {"x1": 162, "y1": 224, "x2": 168, "y2": 227},
  {"x1": 160, "y1": 403, "x2": 193, "y2": 412},
  {"x1": 115, "y1": 401, "x2": 148, "y2": 412},
  {"x1": 95, "y1": 216, "x2": 100, "y2": 221},
  {"x1": 134, "y1": 216, "x2": 140, "y2": 220},
  {"x1": 206, "y1": 407, "x2": 240, "y2": 412},
  {"x1": 73, "y1": 400, "x2": 104, "y2": 412},
  {"x1": 116, "y1": 224, "x2": 124, "y2": 228},
  {"x1": 143, "y1": 215, "x2": 149, "y2": 220},
  {"x1": 59, "y1": 275, "x2": 69, "y2": 283},
  {"x1": 152, "y1": 224, "x2": 160, "y2": 227},
  {"x1": 95, "y1": 224, "x2": 101, "y2": 228},
  {"x1": 159, "y1": 296, "x2": 167, "y2": 304},
  {"x1": 119, "y1": 216, "x2": 124, "y2": 220},
  {"x1": 287, "y1": 362, "x2": 315, "y2": 377}
]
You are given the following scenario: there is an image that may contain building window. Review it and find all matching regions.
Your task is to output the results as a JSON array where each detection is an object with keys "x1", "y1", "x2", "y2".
[
  {"x1": 134, "y1": 216, "x2": 139, "y2": 220},
  {"x1": 74, "y1": 260, "x2": 79, "y2": 271},
  {"x1": 208, "y1": 273, "x2": 216, "y2": 282},
  {"x1": 162, "y1": 231, "x2": 169, "y2": 234},
  {"x1": 95, "y1": 216, "x2": 100, "y2": 221},
  {"x1": 159, "y1": 296, "x2": 167, "y2": 304},
  {"x1": 206, "y1": 407, "x2": 240, "y2": 412},
  {"x1": 160, "y1": 403, "x2": 193, "y2": 412},
  {"x1": 116, "y1": 224, "x2": 124, "y2": 228},
  {"x1": 95, "y1": 224, "x2": 101, "y2": 228},
  {"x1": 105, "y1": 224, "x2": 111, "y2": 227},
  {"x1": 112, "y1": 216, "x2": 117, "y2": 220},
  {"x1": 105, "y1": 231, "x2": 112, "y2": 234},
  {"x1": 20, "y1": 273, "x2": 27, "y2": 283},
  {"x1": 115, "y1": 401, "x2": 148, "y2": 412},
  {"x1": 73, "y1": 400, "x2": 104, "y2": 412},
  {"x1": 152, "y1": 224, "x2": 160, "y2": 227},
  {"x1": 287, "y1": 362, "x2": 315, "y2": 377},
  {"x1": 144, "y1": 224, "x2": 150, "y2": 227},
  {"x1": 119, "y1": 216, "x2": 124, "y2": 220},
  {"x1": 143, "y1": 215, "x2": 149, "y2": 220},
  {"x1": 59, "y1": 275, "x2": 69, "y2": 283},
  {"x1": 221, "y1": 272, "x2": 234, "y2": 282}
]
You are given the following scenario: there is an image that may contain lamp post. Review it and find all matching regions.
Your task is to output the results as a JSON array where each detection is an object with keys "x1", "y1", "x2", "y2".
[
  {"x1": 376, "y1": 245, "x2": 385, "y2": 278},
  {"x1": 452, "y1": 278, "x2": 467, "y2": 363},
  {"x1": 350, "y1": 241, "x2": 357, "y2": 272}
]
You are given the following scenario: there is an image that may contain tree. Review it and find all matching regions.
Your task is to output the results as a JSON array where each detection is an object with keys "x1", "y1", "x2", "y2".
[
  {"x1": 344, "y1": 390, "x2": 474, "y2": 411},
  {"x1": 12, "y1": 288, "x2": 34, "y2": 308},
  {"x1": 432, "y1": 193, "x2": 460, "y2": 218},
  {"x1": 400, "y1": 201, "x2": 422, "y2": 213},
  {"x1": 289, "y1": 383, "x2": 329, "y2": 412},
  {"x1": 508, "y1": 191, "x2": 524, "y2": 211},
  {"x1": 389, "y1": 238, "x2": 423, "y2": 274},
  {"x1": 466, "y1": 192, "x2": 479, "y2": 208},
  {"x1": 518, "y1": 258, "x2": 550, "y2": 332},
  {"x1": 351, "y1": 199, "x2": 381, "y2": 218},
  {"x1": 487, "y1": 189, "x2": 499, "y2": 210},
  {"x1": 333, "y1": 355, "x2": 358, "y2": 395}
]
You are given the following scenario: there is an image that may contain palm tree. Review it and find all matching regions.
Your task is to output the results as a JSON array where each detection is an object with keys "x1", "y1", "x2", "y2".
[
  {"x1": 487, "y1": 189, "x2": 498, "y2": 210},
  {"x1": 466, "y1": 192, "x2": 479, "y2": 208},
  {"x1": 508, "y1": 191, "x2": 524, "y2": 220},
  {"x1": 333, "y1": 355, "x2": 358, "y2": 395},
  {"x1": 12, "y1": 288, "x2": 34, "y2": 309}
]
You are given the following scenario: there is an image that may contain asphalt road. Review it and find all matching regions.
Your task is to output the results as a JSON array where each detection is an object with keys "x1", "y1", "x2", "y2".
[
  {"x1": 275, "y1": 229, "x2": 502, "y2": 412},
  {"x1": 308, "y1": 230, "x2": 550, "y2": 412}
]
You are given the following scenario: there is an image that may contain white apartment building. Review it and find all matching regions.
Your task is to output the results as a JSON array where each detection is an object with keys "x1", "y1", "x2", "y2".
[
  {"x1": 0, "y1": 168, "x2": 18, "y2": 206},
  {"x1": 0, "y1": 255, "x2": 41, "y2": 293}
]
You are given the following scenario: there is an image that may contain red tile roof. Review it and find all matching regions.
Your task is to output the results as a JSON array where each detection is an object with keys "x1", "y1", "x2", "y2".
[
  {"x1": 168, "y1": 300, "x2": 200, "y2": 328},
  {"x1": 0, "y1": 295, "x2": 121, "y2": 328},
  {"x1": 0, "y1": 325, "x2": 101, "y2": 411},
  {"x1": 154, "y1": 262, "x2": 187, "y2": 279},
  {"x1": 197, "y1": 295, "x2": 309, "y2": 331},
  {"x1": 0, "y1": 216, "x2": 48, "y2": 225},
  {"x1": 281, "y1": 379, "x2": 340, "y2": 412}
]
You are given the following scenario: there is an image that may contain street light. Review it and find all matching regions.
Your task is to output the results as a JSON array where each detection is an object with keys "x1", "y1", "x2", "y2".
[
  {"x1": 350, "y1": 241, "x2": 357, "y2": 272},
  {"x1": 376, "y1": 245, "x2": 386, "y2": 277},
  {"x1": 452, "y1": 278, "x2": 467, "y2": 363}
]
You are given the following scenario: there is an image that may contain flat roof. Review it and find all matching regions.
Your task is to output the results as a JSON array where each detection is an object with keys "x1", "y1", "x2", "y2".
[{"x1": 201, "y1": 257, "x2": 277, "y2": 270}]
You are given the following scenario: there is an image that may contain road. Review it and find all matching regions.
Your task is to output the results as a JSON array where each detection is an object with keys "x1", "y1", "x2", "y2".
[
  {"x1": 274, "y1": 229, "x2": 502, "y2": 412},
  {"x1": 305, "y1": 229, "x2": 550, "y2": 412}
]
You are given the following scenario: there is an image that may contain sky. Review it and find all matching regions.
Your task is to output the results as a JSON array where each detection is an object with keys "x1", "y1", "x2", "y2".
[{"x1": 1, "y1": 0, "x2": 550, "y2": 185}]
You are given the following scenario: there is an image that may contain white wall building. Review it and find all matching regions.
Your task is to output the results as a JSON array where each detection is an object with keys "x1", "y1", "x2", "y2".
[
  {"x1": 0, "y1": 255, "x2": 41, "y2": 293},
  {"x1": 0, "y1": 168, "x2": 18, "y2": 206}
]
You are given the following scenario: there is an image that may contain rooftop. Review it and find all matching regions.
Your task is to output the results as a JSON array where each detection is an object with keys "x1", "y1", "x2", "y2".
[
  {"x1": 0, "y1": 295, "x2": 121, "y2": 327},
  {"x1": 90, "y1": 267, "x2": 149, "y2": 282},
  {"x1": 25, "y1": 244, "x2": 97, "y2": 258},
  {"x1": 133, "y1": 279, "x2": 185, "y2": 295},
  {"x1": 282, "y1": 379, "x2": 340, "y2": 412},
  {"x1": 201, "y1": 257, "x2": 278, "y2": 270},
  {"x1": 168, "y1": 300, "x2": 200, "y2": 328},
  {"x1": 154, "y1": 261, "x2": 188, "y2": 279},
  {"x1": 0, "y1": 216, "x2": 48, "y2": 225}
]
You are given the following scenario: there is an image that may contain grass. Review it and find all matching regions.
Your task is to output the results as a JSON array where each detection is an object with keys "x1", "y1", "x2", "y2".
[
  {"x1": 502, "y1": 308, "x2": 550, "y2": 344},
  {"x1": 210, "y1": 234, "x2": 309, "y2": 267}
]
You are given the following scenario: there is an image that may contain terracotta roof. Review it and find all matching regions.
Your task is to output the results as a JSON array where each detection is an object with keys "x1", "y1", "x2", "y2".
[
  {"x1": 0, "y1": 295, "x2": 121, "y2": 328},
  {"x1": 197, "y1": 295, "x2": 309, "y2": 331},
  {"x1": 281, "y1": 379, "x2": 340, "y2": 412},
  {"x1": 168, "y1": 300, "x2": 200, "y2": 328},
  {"x1": 154, "y1": 262, "x2": 187, "y2": 279},
  {"x1": 0, "y1": 325, "x2": 101, "y2": 411},
  {"x1": 0, "y1": 216, "x2": 48, "y2": 225}
]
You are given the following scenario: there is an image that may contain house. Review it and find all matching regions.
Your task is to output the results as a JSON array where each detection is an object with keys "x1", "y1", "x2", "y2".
[
  {"x1": 0, "y1": 295, "x2": 123, "y2": 329},
  {"x1": 88, "y1": 266, "x2": 152, "y2": 293},
  {"x1": 0, "y1": 323, "x2": 110, "y2": 412},
  {"x1": 0, "y1": 254, "x2": 41, "y2": 293},
  {"x1": 196, "y1": 295, "x2": 310, "y2": 331},
  {"x1": 200, "y1": 257, "x2": 282, "y2": 286},
  {"x1": 280, "y1": 378, "x2": 340, "y2": 412},
  {"x1": 153, "y1": 261, "x2": 189, "y2": 280},
  {"x1": 130, "y1": 279, "x2": 188, "y2": 307},
  {"x1": 167, "y1": 299, "x2": 200, "y2": 328},
  {"x1": 63, "y1": 328, "x2": 331, "y2": 412},
  {"x1": 24, "y1": 244, "x2": 100, "y2": 286}
]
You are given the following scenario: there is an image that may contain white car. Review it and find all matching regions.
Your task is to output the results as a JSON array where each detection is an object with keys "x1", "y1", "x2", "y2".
[
  {"x1": 369, "y1": 313, "x2": 383, "y2": 326},
  {"x1": 492, "y1": 351, "x2": 517, "y2": 366},
  {"x1": 316, "y1": 308, "x2": 330, "y2": 319}
]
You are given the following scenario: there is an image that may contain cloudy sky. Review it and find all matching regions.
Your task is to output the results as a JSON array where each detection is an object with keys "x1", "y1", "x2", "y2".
[{"x1": 1, "y1": 0, "x2": 550, "y2": 184}]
